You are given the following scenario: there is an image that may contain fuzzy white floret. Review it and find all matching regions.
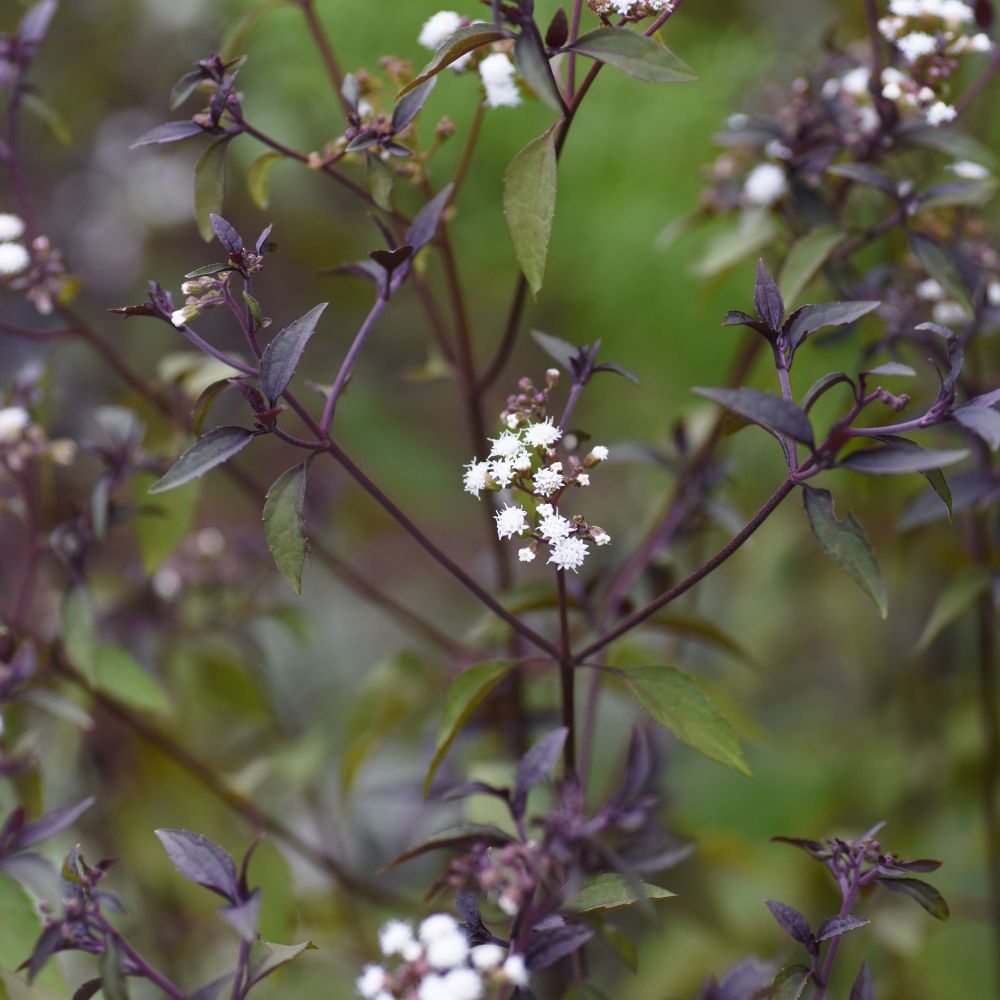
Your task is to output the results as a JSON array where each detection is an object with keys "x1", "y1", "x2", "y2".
[
  {"x1": 379, "y1": 919, "x2": 416, "y2": 957},
  {"x1": 463, "y1": 459, "x2": 491, "y2": 498},
  {"x1": 925, "y1": 100, "x2": 957, "y2": 125},
  {"x1": 548, "y1": 536, "x2": 589, "y2": 572},
  {"x1": 518, "y1": 547, "x2": 536, "y2": 563},
  {"x1": 0, "y1": 242, "x2": 30, "y2": 276},
  {"x1": 743, "y1": 163, "x2": 787, "y2": 206},
  {"x1": 356, "y1": 964, "x2": 386, "y2": 998},
  {"x1": 480, "y1": 53, "x2": 521, "y2": 108},
  {"x1": 419, "y1": 11, "x2": 462, "y2": 50},
  {"x1": 0, "y1": 213, "x2": 25, "y2": 242},
  {"x1": 502, "y1": 954, "x2": 529, "y2": 987},
  {"x1": 897, "y1": 31, "x2": 938, "y2": 61},
  {"x1": 471, "y1": 944, "x2": 506, "y2": 970},
  {"x1": 533, "y1": 463, "x2": 563, "y2": 497},
  {"x1": 495, "y1": 504, "x2": 529, "y2": 540},
  {"x1": 0, "y1": 406, "x2": 29, "y2": 442},
  {"x1": 523, "y1": 418, "x2": 562, "y2": 448}
]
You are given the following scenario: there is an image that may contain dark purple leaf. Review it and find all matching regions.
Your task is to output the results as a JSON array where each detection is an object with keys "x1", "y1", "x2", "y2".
[
  {"x1": 108, "y1": 302, "x2": 162, "y2": 318},
  {"x1": 722, "y1": 310, "x2": 772, "y2": 338},
  {"x1": 219, "y1": 888, "x2": 261, "y2": 942},
  {"x1": 754, "y1": 259, "x2": 784, "y2": 330},
  {"x1": 406, "y1": 184, "x2": 454, "y2": 252},
  {"x1": 545, "y1": 7, "x2": 569, "y2": 48},
  {"x1": 717, "y1": 958, "x2": 777, "y2": 999},
  {"x1": 783, "y1": 300, "x2": 880, "y2": 352},
  {"x1": 370, "y1": 245, "x2": 414, "y2": 274},
  {"x1": 827, "y1": 163, "x2": 898, "y2": 195},
  {"x1": 592, "y1": 362, "x2": 640, "y2": 386},
  {"x1": 19, "y1": 0, "x2": 58, "y2": 46},
  {"x1": 514, "y1": 25, "x2": 566, "y2": 113},
  {"x1": 531, "y1": 329, "x2": 579, "y2": 373},
  {"x1": 802, "y1": 371, "x2": 855, "y2": 411},
  {"x1": 392, "y1": 77, "x2": 437, "y2": 133},
  {"x1": 346, "y1": 130, "x2": 381, "y2": 153},
  {"x1": 189, "y1": 973, "x2": 234, "y2": 1000},
  {"x1": 771, "y1": 836, "x2": 831, "y2": 859},
  {"x1": 816, "y1": 913, "x2": 869, "y2": 941},
  {"x1": 514, "y1": 727, "x2": 567, "y2": 814},
  {"x1": 442, "y1": 781, "x2": 510, "y2": 802},
  {"x1": 12, "y1": 797, "x2": 95, "y2": 851},
  {"x1": 210, "y1": 73, "x2": 238, "y2": 127},
  {"x1": 953, "y1": 405, "x2": 1000, "y2": 450},
  {"x1": 73, "y1": 979, "x2": 104, "y2": 1000},
  {"x1": 693, "y1": 386, "x2": 814, "y2": 445},
  {"x1": 911, "y1": 233, "x2": 973, "y2": 313},
  {"x1": 130, "y1": 121, "x2": 204, "y2": 149},
  {"x1": 765, "y1": 899, "x2": 814, "y2": 948},
  {"x1": 849, "y1": 961, "x2": 875, "y2": 1000},
  {"x1": 875, "y1": 876, "x2": 949, "y2": 920},
  {"x1": 155, "y1": 828, "x2": 239, "y2": 901},
  {"x1": 524, "y1": 922, "x2": 593, "y2": 969},
  {"x1": 398, "y1": 24, "x2": 508, "y2": 99},
  {"x1": 256, "y1": 223, "x2": 274, "y2": 255},
  {"x1": 881, "y1": 857, "x2": 942, "y2": 873},
  {"x1": 841, "y1": 446, "x2": 967, "y2": 476},
  {"x1": 26, "y1": 922, "x2": 63, "y2": 981},
  {"x1": 148, "y1": 427, "x2": 255, "y2": 494},
  {"x1": 260, "y1": 303, "x2": 329, "y2": 404},
  {"x1": 341, "y1": 73, "x2": 360, "y2": 112},
  {"x1": 170, "y1": 70, "x2": 205, "y2": 111},
  {"x1": 380, "y1": 825, "x2": 512, "y2": 872},
  {"x1": 209, "y1": 214, "x2": 243, "y2": 255}
]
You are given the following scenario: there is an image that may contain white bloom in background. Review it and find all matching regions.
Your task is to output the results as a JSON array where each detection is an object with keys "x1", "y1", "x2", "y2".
[
  {"x1": 463, "y1": 460, "x2": 491, "y2": 498},
  {"x1": 0, "y1": 406, "x2": 29, "y2": 442},
  {"x1": 419, "y1": 11, "x2": 462, "y2": 50},
  {"x1": 489, "y1": 431, "x2": 525, "y2": 460},
  {"x1": 988, "y1": 280, "x2": 1000, "y2": 306},
  {"x1": 533, "y1": 462, "x2": 563, "y2": 497},
  {"x1": 170, "y1": 304, "x2": 200, "y2": 328},
  {"x1": 880, "y1": 66, "x2": 908, "y2": 101},
  {"x1": 897, "y1": 31, "x2": 938, "y2": 61},
  {"x1": 933, "y1": 300, "x2": 969, "y2": 324},
  {"x1": 888, "y1": 0, "x2": 923, "y2": 14},
  {"x1": 841, "y1": 66, "x2": 870, "y2": 96},
  {"x1": 504, "y1": 412, "x2": 520, "y2": 430},
  {"x1": 471, "y1": 945, "x2": 505, "y2": 970},
  {"x1": 945, "y1": 160, "x2": 990, "y2": 181},
  {"x1": 523, "y1": 417, "x2": 562, "y2": 448},
  {"x1": 439, "y1": 968, "x2": 483, "y2": 1000},
  {"x1": 426, "y1": 931, "x2": 469, "y2": 970},
  {"x1": 480, "y1": 53, "x2": 521, "y2": 108},
  {"x1": 548, "y1": 536, "x2": 589, "y2": 573},
  {"x1": 764, "y1": 138, "x2": 792, "y2": 159},
  {"x1": 537, "y1": 504, "x2": 572, "y2": 541},
  {"x1": 743, "y1": 163, "x2": 787, "y2": 206},
  {"x1": 152, "y1": 567, "x2": 183, "y2": 601},
  {"x1": 380, "y1": 919, "x2": 416, "y2": 957},
  {"x1": 925, "y1": 100, "x2": 957, "y2": 125},
  {"x1": 916, "y1": 278, "x2": 944, "y2": 299},
  {"x1": 356, "y1": 964, "x2": 387, "y2": 999},
  {"x1": 589, "y1": 445, "x2": 609, "y2": 462},
  {"x1": 592, "y1": 528, "x2": 612, "y2": 546},
  {"x1": 0, "y1": 242, "x2": 30, "y2": 276},
  {"x1": 0, "y1": 213, "x2": 25, "y2": 242},
  {"x1": 420, "y1": 914, "x2": 460, "y2": 943},
  {"x1": 518, "y1": 547, "x2": 536, "y2": 563},
  {"x1": 939, "y1": 0, "x2": 975, "y2": 24},
  {"x1": 495, "y1": 504, "x2": 528, "y2": 540},
  {"x1": 489, "y1": 458, "x2": 516, "y2": 488},
  {"x1": 502, "y1": 954, "x2": 529, "y2": 987},
  {"x1": 575, "y1": 473, "x2": 590, "y2": 487},
  {"x1": 879, "y1": 14, "x2": 906, "y2": 39}
]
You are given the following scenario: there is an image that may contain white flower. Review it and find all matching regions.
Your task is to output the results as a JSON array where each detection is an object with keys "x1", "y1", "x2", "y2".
[
  {"x1": 471, "y1": 944, "x2": 506, "y2": 970},
  {"x1": 356, "y1": 964, "x2": 386, "y2": 998},
  {"x1": 495, "y1": 504, "x2": 528, "y2": 540},
  {"x1": 152, "y1": 567, "x2": 183, "y2": 601},
  {"x1": 379, "y1": 919, "x2": 416, "y2": 957},
  {"x1": 948, "y1": 160, "x2": 991, "y2": 179},
  {"x1": 513, "y1": 452, "x2": 533, "y2": 472},
  {"x1": 0, "y1": 242, "x2": 30, "y2": 276},
  {"x1": 0, "y1": 213, "x2": 25, "y2": 242},
  {"x1": 548, "y1": 536, "x2": 589, "y2": 573},
  {"x1": 0, "y1": 406, "x2": 29, "y2": 442},
  {"x1": 592, "y1": 528, "x2": 612, "y2": 546},
  {"x1": 856, "y1": 105, "x2": 880, "y2": 133},
  {"x1": 502, "y1": 954, "x2": 529, "y2": 987},
  {"x1": 418, "y1": 974, "x2": 448, "y2": 1000},
  {"x1": 841, "y1": 66, "x2": 870, "y2": 96},
  {"x1": 538, "y1": 506, "x2": 572, "y2": 541},
  {"x1": 966, "y1": 32, "x2": 993, "y2": 52},
  {"x1": 925, "y1": 100, "x2": 957, "y2": 125},
  {"x1": 589, "y1": 445, "x2": 609, "y2": 462},
  {"x1": 440, "y1": 968, "x2": 483, "y2": 1000},
  {"x1": 575, "y1": 473, "x2": 590, "y2": 487},
  {"x1": 533, "y1": 462, "x2": 563, "y2": 497},
  {"x1": 489, "y1": 431, "x2": 525, "y2": 460},
  {"x1": 419, "y1": 11, "x2": 462, "y2": 50},
  {"x1": 897, "y1": 31, "x2": 938, "y2": 61},
  {"x1": 879, "y1": 14, "x2": 906, "y2": 39},
  {"x1": 988, "y1": 280, "x2": 1000, "y2": 306},
  {"x1": 170, "y1": 304, "x2": 200, "y2": 327},
  {"x1": 764, "y1": 139, "x2": 792, "y2": 159},
  {"x1": 518, "y1": 547, "x2": 536, "y2": 563},
  {"x1": 939, "y1": 0, "x2": 975, "y2": 24},
  {"x1": 523, "y1": 418, "x2": 562, "y2": 448},
  {"x1": 489, "y1": 459, "x2": 516, "y2": 488},
  {"x1": 933, "y1": 300, "x2": 969, "y2": 324},
  {"x1": 480, "y1": 53, "x2": 521, "y2": 108},
  {"x1": 420, "y1": 914, "x2": 460, "y2": 943},
  {"x1": 463, "y1": 460, "x2": 491, "y2": 498},
  {"x1": 426, "y1": 930, "x2": 469, "y2": 970},
  {"x1": 504, "y1": 412, "x2": 520, "y2": 430},
  {"x1": 916, "y1": 278, "x2": 944, "y2": 300},
  {"x1": 743, "y1": 163, "x2": 787, "y2": 206}
]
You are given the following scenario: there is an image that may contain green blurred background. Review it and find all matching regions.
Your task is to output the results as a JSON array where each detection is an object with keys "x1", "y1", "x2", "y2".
[{"x1": 0, "y1": 0, "x2": 996, "y2": 996}]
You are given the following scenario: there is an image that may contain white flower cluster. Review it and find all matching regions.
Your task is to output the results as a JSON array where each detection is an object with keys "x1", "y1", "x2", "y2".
[
  {"x1": 464, "y1": 415, "x2": 611, "y2": 573},
  {"x1": 915, "y1": 269, "x2": 1000, "y2": 325},
  {"x1": 417, "y1": 12, "x2": 521, "y2": 107},
  {"x1": 356, "y1": 914, "x2": 527, "y2": 1000},
  {"x1": 742, "y1": 163, "x2": 788, "y2": 206},
  {"x1": 876, "y1": 0, "x2": 991, "y2": 125},
  {"x1": 171, "y1": 273, "x2": 230, "y2": 328},
  {"x1": 0, "y1": 213, "x2": 29, "y2": 278},
  {"x1": 0, "y1": 406, "x2": 30, "y2": 443},
  {"x1": 588, "y1": 0, "x2": 674, "y2": 14}
]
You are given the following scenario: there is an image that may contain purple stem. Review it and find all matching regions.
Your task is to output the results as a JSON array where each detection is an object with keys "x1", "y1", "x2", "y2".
[{"x1": 94, "y1": 914, "x2": 190, "y2": 1000}]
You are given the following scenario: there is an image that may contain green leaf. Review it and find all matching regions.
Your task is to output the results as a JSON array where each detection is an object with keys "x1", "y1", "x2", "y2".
[
  {"x1": 63, "y1": 586, "x2": 98, "y2": 683},
  {"x1": 94, "y1": 645, "x2": 171, "y2": 715},
  {"x1": 220, "y1": 0, "x2": 290, "y2": 61},
  {"x1": 770, "y1": 964, "x2": 813, "y2": 1000},
  {"x1": 98, "y1": 937, "x2": 129, "y2": 1000},
  {"x1": 247, "y1": 151, "x2": 285, "y2": 210},
  {"x1": 21, "y1": 92, "x2": 71, "y2": 146},
  {"x1": 875, "y1": 876, "x2": 949, "y2": 920},
  {"x1": 570, "y1": 873, "x2": 675, "y2": 913},
  {"x1": 693, "y1": 386, "x2": 814, "y2": 445},
  {"x1": 132, "y1": 474, "x2": 200, "y2": 574},
  {"x1": 919, "y1": 177, "x2": 997, "y2": 211},
  {"x1": 910, "y1": 232, "x2": 972, "y2": 313},
  {"x1": 259, "y1": 303, "x2": 328, "y2": 403},
  {"x1": 899, "y1": 123, "x2": 996, "y2": 167},
  {"x1": 366, "y1": 154, "x2": 395, "y2": 212},
  {"x1": 803, "y1": 486, "x2": 887, "y2": 619},
  {"x1": 424, "y1": 660, "x2": 517, "y2": 795},
  {"x1": 514, "y1": 28, "x2": 565, "y2": 112},
  {"x1": 778, "y1": 227, "x2": 844, "y2": 306},
  {"x1": 190, "y1": 379, "x2": 233, "y2": 436},
  {"x1": 914, "y1": 568, "x2": 992, "y2": 652},
  {"x1": 504, "y1": 129, "x2": 557, "y2": 297},
  {"x1": 245, "y1": 939, "x2": 317, "y2": 990},
  {"x1": 149, "y1": 426, "x2": 254, "y2": 494},
  {"x1": 622, "y1": 666, "x2": 751, "y2": 777},
  {"x1": 195, "y1": 136, "x2": 234, "y2": 243},
  {"x1": 263, "y1": 464, "x2": 309, "y2": 596},
  {"x1": 0, "y1": 876, "x2": 43, "y2": 974},
  {"x1": 398, "y1": 23, "x2": 507, "y2": 98},
  {"x1": 568, "y1": 27, "x2": 696, "y2": 83},
  {"x1": 692, "y1": 209, "x2": 777, "y2": 277},
  {"x1": 840, "y1": 446, "x2": 967, "y2": 475}
]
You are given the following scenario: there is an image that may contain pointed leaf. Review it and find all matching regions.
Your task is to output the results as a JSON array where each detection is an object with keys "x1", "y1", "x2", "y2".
[
  {"x1": 12, "y1": 798, "x2": 95, "y2": 851},
  {"x1": 219, "y1": 889, "x2": 261, "y2": 942},
  {"x1": 94, "y1": 645, "x2": 171, "y2": 715},
  {"x1": 567, "y1": 27, "x2": 697, "y2": 83},
  {"x1": 754, "y1": 259, "x2": 784, "y2": 330},
  {"x1": 195, "y1": 136, "x2": 234, "y2": 242},
  {"x1": 841, "y1": 446, "x2": 967, "y2": 475},
  {"x1": 622, "y1": 666, "x2": 751, "y2": 777},
  {"x1": 802, "y1": 372, "x2": 855, "y2": 412},
  {"x1": 803, "y1": 486, "x2": 887, "y2": 618},
  {"x1": 914, "y1": 568, "x2": 992, "y2": 652},
  {"x1": 245, "y1": 939, "x2": 317, "y2": 989},
  {"x1": 247, "y1": 151, "x2": 285, "y2": 210},
  {"x1": 259, "y1": 303, "x2": 328, "y2": 403},
  {"x1": 155, "y1": 829, "x2": 239, "y2": 901},
  {"x1": 392, "y1": 76, "x2": 437, "y2": 133},
  {"x1": 816, "y1": 914, "x2": 869, "y2": 941},
  {"x1": 148, "y1": 426, "x2": 254, "y2": 494},
  {"x1": 570, "y1": 873, "x2": 675, "y2": 914},
  {"x1": 398, "y1": 24, "x2": 508, "y2": 98},
  {"x1": 504, "y1": 129, "x2": 557, "y2": 297},
  {"x1": 911, "y1": 232, "x2": 972, "y2": 313},
  {"x1": 953, "y1": 404, "x2": 1000, "y2": 450},
  {"x1": 130, "y1": 121, "x2": 204, "y2": 148},
  {"x1": 779, "y1": 227, "x2": 844, "y2": 306},
  {"x1": 828, "y1": 163, "x2": 898, "y2": 195},
  {"x1": 381, "y1": 824, "x2": 513, "y2": 872},
  {"x1": 849, "y1": 962, "x2": 875, "y2": 1000},
  {"x1": 407, "y1": 183, "x2": 454, "y2": 252},
  {"x1": 875, "y1": 876, "x2": 949, "y2": 920},
  {"x1": 863, "y1": 363, "x2": 916, "y2": 378},
  {"x1": 515, "y1": 27, "x2": 566, "y2": 113},
  {"x1": 531, "y1": 329, "x2": 579, "y2": 372},
  {"x1": 209, "y1": 214, "x2": 243, "y2": 254},
  {"x1": 98, "y1": 938, "x2": 129, "y2": 1000},
  {"x1": 514, "y1": 728, "x2": 567, "y2": 812},
  {"x1": 783, "y1": 300, "x2": 880, "y2": 352},
  {"x1": 765, "y1": 900, "x2": 813, "y2": 946},
  {"x1": 769, "y1": 965, "x2": 812, "y2": 1000},
  {"x1": 693, "y1": 386, "x2": 813, "y2": 445},
  {"x1": 424, "y1": 660, "x2": 517, "y2": 795},
  {"x1": 263, "y1": 464, "x2": 308, "y2": 596},
  {"x1": 63, "y1": 586, "x2": 98, "y2": 682},
  {"x1": 525, "y1": 922, "x2": 594, "y2": 970}
]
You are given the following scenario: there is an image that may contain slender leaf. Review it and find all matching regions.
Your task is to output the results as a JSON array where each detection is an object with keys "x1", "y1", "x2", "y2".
[
  {"x1": 63, "y1": 586, "x2": 98, "y2": 682},
  {"x1": 504, "y1": 129, "x2": 557, "y2": 297},
  {"x1": 875, "y1": 876, "x2": 949, "y2": 920},
  {"x1": 849, "y1": 962, "x2": 875, "y2": 1000},
  {"x1": 783, "y1": 300, "x2": 880, "y2": 352},
  {"x1": 693, "y1": 209, "x2": 777, "y2": 277},
  {"x1": 514, "y1": 728, "x2": 567, "y2": 812},
  {"x1": 841, "y1": 446, "x2": 967, "y2": 475},
  {"x1": 525, "y1": 923, "x2": 594, "y2": 970},
  {"x1": 914, "y1": 568, "x2": 992, "y2": 652},
  {"x1": 693, "y1": 386, "x2": 814, "y2": 445},
  {"x1": 754, "y1": 259, "x2": 784, "y2": 330},
  {"x1": 148, "y1": 426, "x2": 254, "y2": 494},
  {"x1": 953, "y1": 404, "x2": 1000, "y2": 450},
  {"x1": 245, "y1": 939, "x2": 317, "y2": 989},
  {"x1": 623, "y1": 666, "x2": 751, "y2": 777},
  {"x1": 263, "y1": 464, "x2": 309, "y2": 596},
  {"x1": 531, "y1": 329, "x2": 579, "y2": 372},
  {"x1": 770, "y1": 965, "x2": 813, "y2": 1000},
  {"x1": 95, "y1": 645, "x2": 171, "y2": 715},
  {"x1": 568, "y1": 27, "x2": 696, "y2": 83},
  {"x1": 828, "y1": 163, "x2": 898, "y2": 194},
  {"x1": 259, "y1": 303, "x2": 328, "y2": 403},
  {"x1": 155, "y1": 829, "x2": 239, "y2": 901},
  {"x1": 98, "y1": 938, "x2": 129, "y2": 1000},
  {"x1": 779, "y1": 227, "x2": 844, "y2": 306},
  {"x1": 515, "y1": 27, "x2": 565, "y2": 112},
  {"x1": 899, "y1": 123, "x2": 996, "y2": 167},
  {"x1": 765, "y1": 900, "x2": 813, "y2": 946},
  {"x1": 21, "y1": 93, "x2": 71, "y2": 147},
  {"x1": 910, "y1": 232, "x2": 972, "y2": 313},
  {"x1": 12, "y1": 798, "x2": 95, "y2": 851},
  {"x1": 130, "y1": 121, "x2": 204, "y2": 148},
  {"x1": 392, "y1": 77, "x2": 437, "y2": 133},
  {"x1": 247, "y1": 151, "x2": 285, "y2": 210},
  {"x1": 571, "y1": 873, "x2": 675, "y2": 914},
  {"x1": 398, "y1": 24, "x2": 508, "y2": 98},
  {"x1": 802, "y1": 372, "x2": 855, "y2": 412},
  {"x1": 803, "y1": 486, "x2": 887, "y2": 618},
  {"x1": 381, "y1": 824, "x2": 512, "y2": 872},
  {"x1": 195, "y1": 136, "x2": 234, "y2": 242},
  {"x1": 816, "y1": 914, "x2": 869, "y2": 941},
  {"x1": 407, "y1": 183, "x2": 454, "y2": 252}
]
